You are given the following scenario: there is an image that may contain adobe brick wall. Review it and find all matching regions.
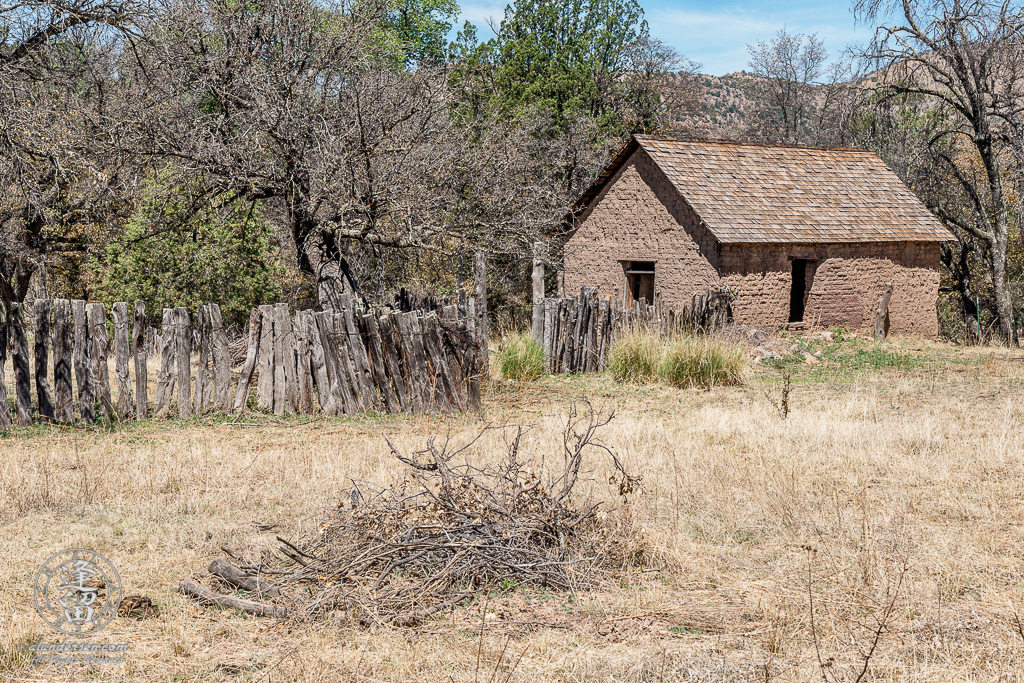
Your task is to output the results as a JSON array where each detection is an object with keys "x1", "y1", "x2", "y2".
[
  {"x1": 720, "y1": 242, "x2": 941, "y2": 337},
  {"x1": 564, "y1": 148, "x2": 721, "y2": 304},
  {"x1": 565, "y1": 148, "x2": 943, "y2": 339}
]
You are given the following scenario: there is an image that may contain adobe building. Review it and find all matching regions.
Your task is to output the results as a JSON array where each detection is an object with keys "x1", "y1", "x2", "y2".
[{"x1": 563, "y1": 136, "x2": 953, "y2": 337}]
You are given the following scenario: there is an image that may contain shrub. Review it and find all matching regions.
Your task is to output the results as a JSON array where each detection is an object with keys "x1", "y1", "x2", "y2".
[
  {"x1": 91, "y1": 175, "x2": 284, "y2": 328},
  {"x1": 608, "y1": 328, "x2": 662, "y2": 383},
  {"x1": 659, "y1": 336, "x2": 748, "y2": 388},
  {"x1": 498, "y1": 331, "x2": 546, "y2": 381}
]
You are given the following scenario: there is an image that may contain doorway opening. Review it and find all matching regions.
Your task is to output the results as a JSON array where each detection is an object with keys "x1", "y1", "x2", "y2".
[
  {"x1": 625, "y1": 261, "x2": 656, "y2": 304},
  {"x1": 789, "y1": 259, "x2": 807, "y2": 322}
]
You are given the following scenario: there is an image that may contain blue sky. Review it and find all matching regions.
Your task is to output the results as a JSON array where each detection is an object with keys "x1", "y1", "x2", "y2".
[{"x1": 456, "y1": 0, "x2": 886, "y2": 76}]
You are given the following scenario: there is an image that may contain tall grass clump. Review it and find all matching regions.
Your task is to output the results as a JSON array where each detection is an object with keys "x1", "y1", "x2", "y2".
[
  {"x1": 609, "y1": 328, "x2": 662, "y2": 383},
  {"x1": 498, "y1": 331, "x2": 546, "y2": 381},
  {"x1": 659, "y1": 336, "x2": 748, "y2": 388}
]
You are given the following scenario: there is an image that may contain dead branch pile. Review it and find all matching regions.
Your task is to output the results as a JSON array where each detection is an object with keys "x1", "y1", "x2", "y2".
[{"x1": 181, "y1": 403, "x2": 644, "y2": 626}]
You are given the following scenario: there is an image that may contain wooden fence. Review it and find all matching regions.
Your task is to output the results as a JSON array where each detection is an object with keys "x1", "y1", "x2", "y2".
[
  {"x1": 537, "y1": 286, "x2": 734, "y2": 373},
  {"x1": 0, "y1": 296, "x2": 482, "y2": 427}
]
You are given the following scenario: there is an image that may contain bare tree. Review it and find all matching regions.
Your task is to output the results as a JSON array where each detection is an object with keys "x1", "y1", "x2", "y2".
[
  {"x1": 118, "y1": 0, "x2": 571, "y2": 308},
  {"x1": 747, "y1": 28, "x2": 829, "y2": 143},
  {"x1": 854, "y1": 0, "x2": 1024, "y2": 345},
  {"x1": 0, "y1": 0, "x2": 143, "y2": 304}
]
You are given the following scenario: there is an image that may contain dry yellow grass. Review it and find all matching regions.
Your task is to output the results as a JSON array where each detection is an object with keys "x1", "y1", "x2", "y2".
[{"x1": 2, "y1": 338, "x2": 1024, "y2": 681}]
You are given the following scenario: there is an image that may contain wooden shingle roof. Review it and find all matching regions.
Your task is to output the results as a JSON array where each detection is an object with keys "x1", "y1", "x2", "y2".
[{"x1": 578, "y1": 136, "x2": 954, "y2": 244}]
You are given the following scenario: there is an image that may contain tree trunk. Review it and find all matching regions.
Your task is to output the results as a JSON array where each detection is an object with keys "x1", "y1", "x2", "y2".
[
  {"x1": 990, "y1": 235, "x2": 1017, "y2": 346},
  {"x1": 940, "y1": 241, "x2": 981, "y2": 344}
]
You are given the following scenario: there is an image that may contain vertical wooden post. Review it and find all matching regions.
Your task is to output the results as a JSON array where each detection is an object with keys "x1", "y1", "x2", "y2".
[
  {"x1": 294, "y1": 310, "x2": 314, "y2": 414},
  {"x1": 112, "y1": 302, "x2": 133, "y2": 419},
  {"x1": 256, "y1": 304, "x2": 275, "y2": 411},
  {"x1": 193, "y1": 304, "x2": 211, "y2": 414},
  {"x1": 153, "y1": 308, "x2": 176, "y2": 418},
  {"x1": 272, "y1": 303, "x2": 287, "y2": 415},
  {"x1": 10, "y1": 303, "x2": 31, "y2": 425},
  {"x1": 362, "y1": 312, "x2": 398, "y2": 413},
  {"x1": 72, "y1": 300, "x2": 94, "y2": 424},
  {"x1": 305, "y1": 311, "x2": 336, "y2": 415},
  {"x1": 0, "y1": 303, "x2": 9, "y2": 428},
  {"x1": 87, "y1": 303, "x2": 113, "y2": 420},
  {"x1": 133, "y1": 301, "x2": 148, "y2": 420},
  {"x1": 542, "y1": 299, "x2": 554, "y2": 369},
  {"x1": 33, "y1": 299, "x2": 53, "y2": 420},
  {"x1": 175, "y1": 307, "x2": 192, "y2": 419},
  {"x1": 474, "y1": 250, "x2": 488, "y2": 389},
  {"x1": 276, "y1": 303, "x2": 298, "y2": 414},
  {"x1": 234, "y1": 308, "x2": 262, "y2": 413},
  {"x1": 532, "y1": 242, "x2": 545, "y2": 346},
  {"x1": 874, "y1": 283, "x2": 894, "y2": 340},
  {"x1": 52, "y1": 299, "x2": 74, "y2": 423},
  {"x1": 377, "y1": 313, "x2": 410, "y2": 414},
  {"x1": 209, "y1": 304, "x2": 232, "y2": 412}
]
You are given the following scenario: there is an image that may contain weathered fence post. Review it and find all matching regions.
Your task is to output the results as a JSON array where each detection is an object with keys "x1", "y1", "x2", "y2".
[
  {"x1": 52, "y1": 299, "x2": 74, "y2": 422},
  {"x1": 133, "y1": 301, "x2": 148, "y2": 420},
  {"x1": 875, "y1": 283, "x2": 894, "y2": 340},
  {"x1": 532, "y1": 243, "x2": 545, "y2": 345},
  {"x1": 87, "y1": 303, "x2": 113, "y2": 420},
  {"x1": 0, "y1": 303, "x2": 9, "y2": 428},
  {"x1": 112, "y1": 302, "x2": 133, "y2": 419},
  {"x1": 305, "y1": 311, "x2": 336, "y2": 415},
  {"x1": 377, "y1": 313, "x2": 410, "y2": 414},
  {"x1": 193, "y1": 305, "x2": 211, "y2": 414},
  {"x1": 154, "y1": 308, "x2": 176, "y2": 418},
  {"x1": 256, "y1": 304, "x2": 275, "y2": 411},
  {"x1": 175, "y1": 307, "x2": 192, "y2": 419},
  {"x1": 475, "y1": 251, "x2": 488, "y2": 367},
  {"x1": 33, "y1": 300, "x2": 54, "y2": 421},
  {"x1": 209, "y1": 304, "x2": 232, "y2": 412},
  {"x1": 72, "y1": 300, "x2": 94, "y2": 424},
  {"x1": 10, "y1": 302, "x2": 32, "y2": 426},
  {"x1": 234, "y1": 308, "x2": 263, "y2": 413},
  {"x1": 276, "y1": 303, "x2": 298, "y2": 415}
]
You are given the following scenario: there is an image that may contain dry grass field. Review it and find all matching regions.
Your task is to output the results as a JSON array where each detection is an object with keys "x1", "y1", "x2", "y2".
[{"x1": 3, "y1": 334, "x2": 1024, "y2": 682}]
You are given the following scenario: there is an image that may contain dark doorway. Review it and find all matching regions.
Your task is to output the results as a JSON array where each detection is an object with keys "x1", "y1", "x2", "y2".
[
  {"x1": 625, "y1": 261, "x2": 656, "y2": 304},
  {"x1": 789, "y1": 259, "x2": 807, "y2": 322}
]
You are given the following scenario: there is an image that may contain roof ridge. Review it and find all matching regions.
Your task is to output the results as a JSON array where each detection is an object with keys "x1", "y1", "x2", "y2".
[{"x1": 634, "y1": 134, "x2": 869, "y2": 154}]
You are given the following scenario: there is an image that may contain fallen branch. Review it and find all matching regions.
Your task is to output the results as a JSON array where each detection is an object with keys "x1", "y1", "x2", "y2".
[
  {"x1": 178, "y1": 580, "x2": 288, "y2": 618},
  {"x1": 208, "y1": 559, "x2": 298, "y2": 601}
]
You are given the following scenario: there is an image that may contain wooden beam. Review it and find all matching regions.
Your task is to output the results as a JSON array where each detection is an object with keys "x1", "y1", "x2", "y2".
[
  {"x1": 875, "y1": 283, "x2": 894, "y2": 340},
  {"x1": 133, "y1": 301, "x2": 148, "y2": 420},
  {"x1": 72, "y1": 300, "x2": 94, "y2": 424},
  {"x1": 52, "y1": 299, "x2": 74, "y2": 423},
  {"x1": 112, "y1": 302, "x2": 133, "y2": 419},
  {"x1": 33, "y1": 299, "x2": 53, "y2": 420}
]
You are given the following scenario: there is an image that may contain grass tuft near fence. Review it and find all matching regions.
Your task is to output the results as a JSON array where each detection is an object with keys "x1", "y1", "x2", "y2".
[
  {"x1": 498, "y1": 331, "x2": 546, "y2": 381},
  {"x1": 609, "y1": 327, "x2": 748, "y2": 388},
  {"x1": 608, "y1": 329, "x2": 662, "y2": 384},
  {"x1": 659, "y1": 336, "x2": 748, "y2": 388}
]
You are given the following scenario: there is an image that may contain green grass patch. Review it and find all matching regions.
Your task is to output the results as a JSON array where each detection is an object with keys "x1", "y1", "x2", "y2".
[
  {"x1": 497, "y1": 331, "x2": 546, "y2": 381},
  {"x1": 659, "y1": 337, "x2": 748, "y2": 388},
  {"x1": 610, "y1": 329, "x2": 749, "y2": 388},
  {"x1": 608, "y1": 329, "x2": 662, "y2": 383}
]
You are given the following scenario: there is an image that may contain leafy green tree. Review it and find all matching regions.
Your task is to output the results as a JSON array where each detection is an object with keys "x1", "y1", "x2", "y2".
[
  {"x1": 466, "y1": 0, "x2": 690, "y2": 139},
  {"x1": 92, "y1": 180, "x2": 283, "y2": 327},
  {"x1": 450, "y1": 0, "x2": 698, "y2": 198},
  {"x1": 382, "y1": 0, "x2": 459, "y2": 65}
]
